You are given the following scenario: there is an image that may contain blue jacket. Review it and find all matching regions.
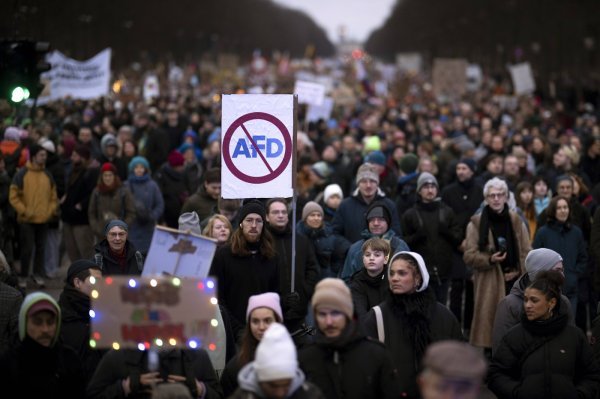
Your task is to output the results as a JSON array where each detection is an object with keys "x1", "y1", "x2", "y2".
[
  {"x1": 331, "y1": 188, "x2": 402, "y2": 243},
  {"x1": 340, "y1": 229, "x2": 409, "y2": 282},
  {"x1": 532, "y1": 221, "x2": 588, "y2": 297},
  {"x1": 296, "y1": 221, "x2": 351, "y2": 278},
  {"x1": 124, "y1": 174, "x2": 164, "y2": 253}
]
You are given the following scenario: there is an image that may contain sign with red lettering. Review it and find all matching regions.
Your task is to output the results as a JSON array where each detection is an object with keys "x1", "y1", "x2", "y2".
[{"x1": 90, "y1": 276, "x2": 219, "y2": 350}]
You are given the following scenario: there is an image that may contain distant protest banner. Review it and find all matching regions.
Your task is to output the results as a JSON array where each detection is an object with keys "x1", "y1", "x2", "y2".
[
  {"x1": 40, "y1": 48, "x2": 111, "y2": 101},
  {"x1": 142, "y1": 226, "x2": 217, "y2": 279},
  {"x1": 509, "y1": 63, "x2": 536, "y2": 95},
  {"x1": 432, "y1": 58, "x2": 468, "y2": 100},
  {"x1": 90, "y1": 276, "x2": 218, "y2": 350}
]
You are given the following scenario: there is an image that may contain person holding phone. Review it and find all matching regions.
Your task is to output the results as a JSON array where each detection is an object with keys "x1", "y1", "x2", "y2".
[{"x1": 463, "y1": 178, "x2": 531, "y2": 352}]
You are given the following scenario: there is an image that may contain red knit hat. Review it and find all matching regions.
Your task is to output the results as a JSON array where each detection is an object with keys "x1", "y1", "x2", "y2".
[
  {"x1": 101, "y1": 162, "x2": 117, "y2": 173},
  {"x1": 168, "y1": 150, "x2": 185, "y2": 167}
]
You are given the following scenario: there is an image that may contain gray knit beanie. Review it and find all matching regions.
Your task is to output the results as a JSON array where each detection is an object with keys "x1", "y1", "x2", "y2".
[{"x1": 525, "y1": 248, "x2": 563, "y2": 280}]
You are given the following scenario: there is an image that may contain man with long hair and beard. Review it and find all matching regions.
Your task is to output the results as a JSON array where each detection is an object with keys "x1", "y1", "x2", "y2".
[
  {"x1": 363, "y1": 251, "x2": 464, "y2": 399},
  {"x1": 209, "y1": 200, "x2": 280, "y2": 340}
]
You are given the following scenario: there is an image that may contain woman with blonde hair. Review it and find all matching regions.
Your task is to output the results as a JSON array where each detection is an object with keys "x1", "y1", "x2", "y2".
[{"x1": 202, "y1": 214, "x2": 233, "y2": 246}]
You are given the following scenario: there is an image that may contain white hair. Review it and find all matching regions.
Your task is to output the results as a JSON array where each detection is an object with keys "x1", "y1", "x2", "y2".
[{"x1": 483, "y1": 177, "x2": 509, "y2": 197}]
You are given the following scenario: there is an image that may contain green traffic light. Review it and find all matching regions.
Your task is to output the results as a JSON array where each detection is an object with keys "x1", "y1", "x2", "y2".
[{"x1": 10, "y1": 86, "x2": 30, "y2": 103}]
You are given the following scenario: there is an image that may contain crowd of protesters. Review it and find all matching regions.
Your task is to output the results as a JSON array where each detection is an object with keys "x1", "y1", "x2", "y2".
[{"x1": 2, "y1": 54, "x2": 600, "y2": 397}]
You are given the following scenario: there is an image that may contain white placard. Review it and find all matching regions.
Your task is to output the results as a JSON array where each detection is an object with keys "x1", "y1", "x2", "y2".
[
  {"x1": 40, "y1": 48, "x2": 111, "y2": 101},
  {"x1": 143, "y1": 75, "x2": 160, "y2": 101},
  {"x1": 142, "y1": 226, "x2": 217, "y2": 279},
  {"x1": 466, "y1": 64, "x2": 483, "y2": 92},
  {"x1": 221, "y1": 94, "x2": 295, "y2": 199},
  {"x1": 396, "y1": 53, "x2": 423, "y2": 73},
  {"x1": 509, "y1": 63, "x2": 536, "y2": 95},
  {"x1": 307, "y1": 97, "x2": 334, "y2": 122},
  {"x1": 294, "y1": 80, "x2": 326, "y2": 106}
]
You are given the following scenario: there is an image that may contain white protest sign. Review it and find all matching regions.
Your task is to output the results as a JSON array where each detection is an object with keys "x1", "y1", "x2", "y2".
[
  {"x1": 509, "y1": 63, "x2": 536, "y2": 95},
  {"x1": 307, "y1": 97, "x2": 334, "y2": 122},
  {"x1": 221, "y1": 94, "x2": 294, "y2": 199},
  {"x1": 294, "y1": 80, "x2": 326, "y2": 106},
  {"x1": 40, "y1": 48, "x2": 111, "y2": 101},
  {"x1": 466, "y1": 64, "x2": 483, "y2": 92},
  {"x1": 143, "y1": 75, "x2": 160, "y2": 101},
  {"x1": 142, "y1": 226, "x2": 217, "y2": 279},
  {"x1": 89, "y1": 275, "x2": 218, "y2": 350}
]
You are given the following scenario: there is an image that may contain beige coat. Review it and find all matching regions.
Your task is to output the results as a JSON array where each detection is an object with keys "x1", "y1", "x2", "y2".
[{"x1": 463, "y1": 210, "x2": 531, "y2": 348}]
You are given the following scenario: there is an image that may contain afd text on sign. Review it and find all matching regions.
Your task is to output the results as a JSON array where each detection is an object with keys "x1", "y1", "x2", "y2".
[{"x1": 221, "y1": 95, "x2": 294, "y2": 199}]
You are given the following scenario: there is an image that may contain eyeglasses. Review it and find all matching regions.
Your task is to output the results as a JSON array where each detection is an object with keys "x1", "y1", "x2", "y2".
[
  {"x1": 486, "y1": 192, "x2": 506, "y2": 199},
  {"x1": 108, "y1": 232, "x2": 127, "y2": 238}
]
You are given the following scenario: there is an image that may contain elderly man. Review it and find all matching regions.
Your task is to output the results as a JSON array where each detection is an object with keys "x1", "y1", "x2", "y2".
[
  {"x1": 93, "y1": 219, "x2": 144, "y2": 275},
  {"x1": 332, "y1": 163, "x2": 402, "y2": 243},
  {"x1": 209, "y1": 200, "x2": 279, "y2": 337},
  {"x1": 0, "y1": 292, "x2": 84, "y2": 397},
  {"x1": 299, "y1": 278, "x2": 400, "y2": 399},
  {"x1": 463, "y1": 177, "x2": 531, "y2": 351}
]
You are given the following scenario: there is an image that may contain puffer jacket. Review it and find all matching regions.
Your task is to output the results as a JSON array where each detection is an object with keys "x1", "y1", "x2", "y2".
[
  {"x1": 296, "y1": 221, "x2": 351, "y2": 278},
  {"x1": 9, "y1": 161, "x2": 58, "y2": 223}
]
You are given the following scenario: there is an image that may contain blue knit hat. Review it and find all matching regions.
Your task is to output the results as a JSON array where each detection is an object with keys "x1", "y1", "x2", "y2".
[{"x1": 128, "y1": 156, "x2": 150, "y2": 173}]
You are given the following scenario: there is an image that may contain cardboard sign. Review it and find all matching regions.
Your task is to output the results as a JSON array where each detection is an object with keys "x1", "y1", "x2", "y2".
[
  {"x1": 432, "y1": 58, "x2": 468, "y2": 100},
  {"x1": 221, "y1": 94, "x2": 295, "y2": 199},
  {"x1": 142, "y1": 226, "x2": 217, "y2": 279},
  {"x1": 89, "y1": 276, "x2": 219, "y2": 350}
]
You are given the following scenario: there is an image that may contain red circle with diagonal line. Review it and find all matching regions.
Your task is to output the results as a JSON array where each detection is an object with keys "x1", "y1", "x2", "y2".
[{"x1": 222, "y1": 112, "x2": 292, "y2": 184}]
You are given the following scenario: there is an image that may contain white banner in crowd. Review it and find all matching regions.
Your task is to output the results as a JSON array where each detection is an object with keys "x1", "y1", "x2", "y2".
[
  {"x1": 40, "y1": 48, "x2": 111, "y2": 101},
  {"x1": 307, "y1": 97, "x2": 334, "y2": 123},
  {"x1": 509, "y1": 63, "x2": 536, "y2": 95},
  {"x1": 221, "y1": 94, "x2": 295, "y2": 199},
  {"x1": 143, "y1": 75, "x2": 160, "y2": 101},
  {"x1": 466, "y1": 64, "x2": 483, "y2": 92},
  {"x1": 294, "y1": 80, "x2": 326, "y2": 106}
]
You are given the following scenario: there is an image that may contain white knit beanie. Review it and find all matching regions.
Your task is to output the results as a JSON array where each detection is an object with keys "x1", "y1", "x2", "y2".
[
  {"x1": 388, "y1": 251, "x2": 430, "y2": 292},
  {"x1": 324, "y1": 184, "x2": 343, "y2": 203},
  {"x1": 254, "y1": 323, "x2": 297, "y2": 382},
  {"x1": 178, "y1": 212, "x2": 202, "y2": 235}
]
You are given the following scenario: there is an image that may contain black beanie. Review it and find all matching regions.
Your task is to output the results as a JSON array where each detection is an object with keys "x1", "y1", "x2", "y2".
[
  {"x1": 365, "y1": 201, "x2": 391, "y2": 226},
  {"x1": 238, "y1": 200, "x2": 266, "y2": 224},
  {"x1": 66, "y1": 259, "x2": 100, "y2": 284}
]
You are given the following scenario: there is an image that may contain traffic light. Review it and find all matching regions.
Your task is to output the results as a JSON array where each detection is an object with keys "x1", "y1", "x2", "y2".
[{"x1": 0, "y1": 40, "x2": 51, "y2": 104}]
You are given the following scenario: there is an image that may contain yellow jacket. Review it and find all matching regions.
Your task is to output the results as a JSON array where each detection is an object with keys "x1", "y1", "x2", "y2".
[{"x1": 9, "y1": 161, "x2": 58, "y2": 224}]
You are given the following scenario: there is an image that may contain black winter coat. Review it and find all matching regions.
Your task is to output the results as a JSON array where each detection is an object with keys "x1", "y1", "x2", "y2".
[
  {"x1": 61, "y1": 164, "x2": 99, "y2": 225},
  {"x1": 441, "y1": 178, "x2": 485, "y2": 235},
  {"x1": 87, "y1": 349, "x2": 223, "y2": 399},
  {"x1": 154, "y1": 164, "x2": 189, "y2": 228},
  {"x1": 268, "y1": 225, "x2": 320, "y2": 328},
  {"x1": 209, "y1": 244, "x2": 279, "y2": 336},
  {"x1": 362, "y1": 290, "x2": 464, "y2": 399},
  {"x1": 94, "y1": 239, "x2": 143, "y2": 275},
  {"x1": 296, "y1": 221, "x2": 351, "y2": 278},
  {"x1": 298, "y1": 324, "x2": 400, "y2": 399},
  {"x1": 0, "y1": 336, "x2": 85, "y2": 398},
  {"x1": 349, "y1": 267, "x2": 388, "y2": 318},
  {"x1": 489, "y1": 308, "x2": 600, "y2": 399},
  {"x1": 58, "y1": 284, "x2": 106, "y2": 382},
  {"x1": 401, "y1": 199, "x2": 462, "y2": 280}
]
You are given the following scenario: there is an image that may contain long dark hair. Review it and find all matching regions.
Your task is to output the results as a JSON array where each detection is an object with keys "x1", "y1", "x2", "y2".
[
  {"x1": 230, "y1": 226, "x2": 276, "y2": 258},
  {"x1": 545, "y1": 195, "x2": 571, "y2": 224},
  {"x1": 237, "y1": 309, "x2": 282, "y2": 366}
]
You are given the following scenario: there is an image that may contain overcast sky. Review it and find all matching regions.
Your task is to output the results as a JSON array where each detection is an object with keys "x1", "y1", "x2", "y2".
[{"x1": 271, "y1": 0, "x2": 397, "y2": 44}]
